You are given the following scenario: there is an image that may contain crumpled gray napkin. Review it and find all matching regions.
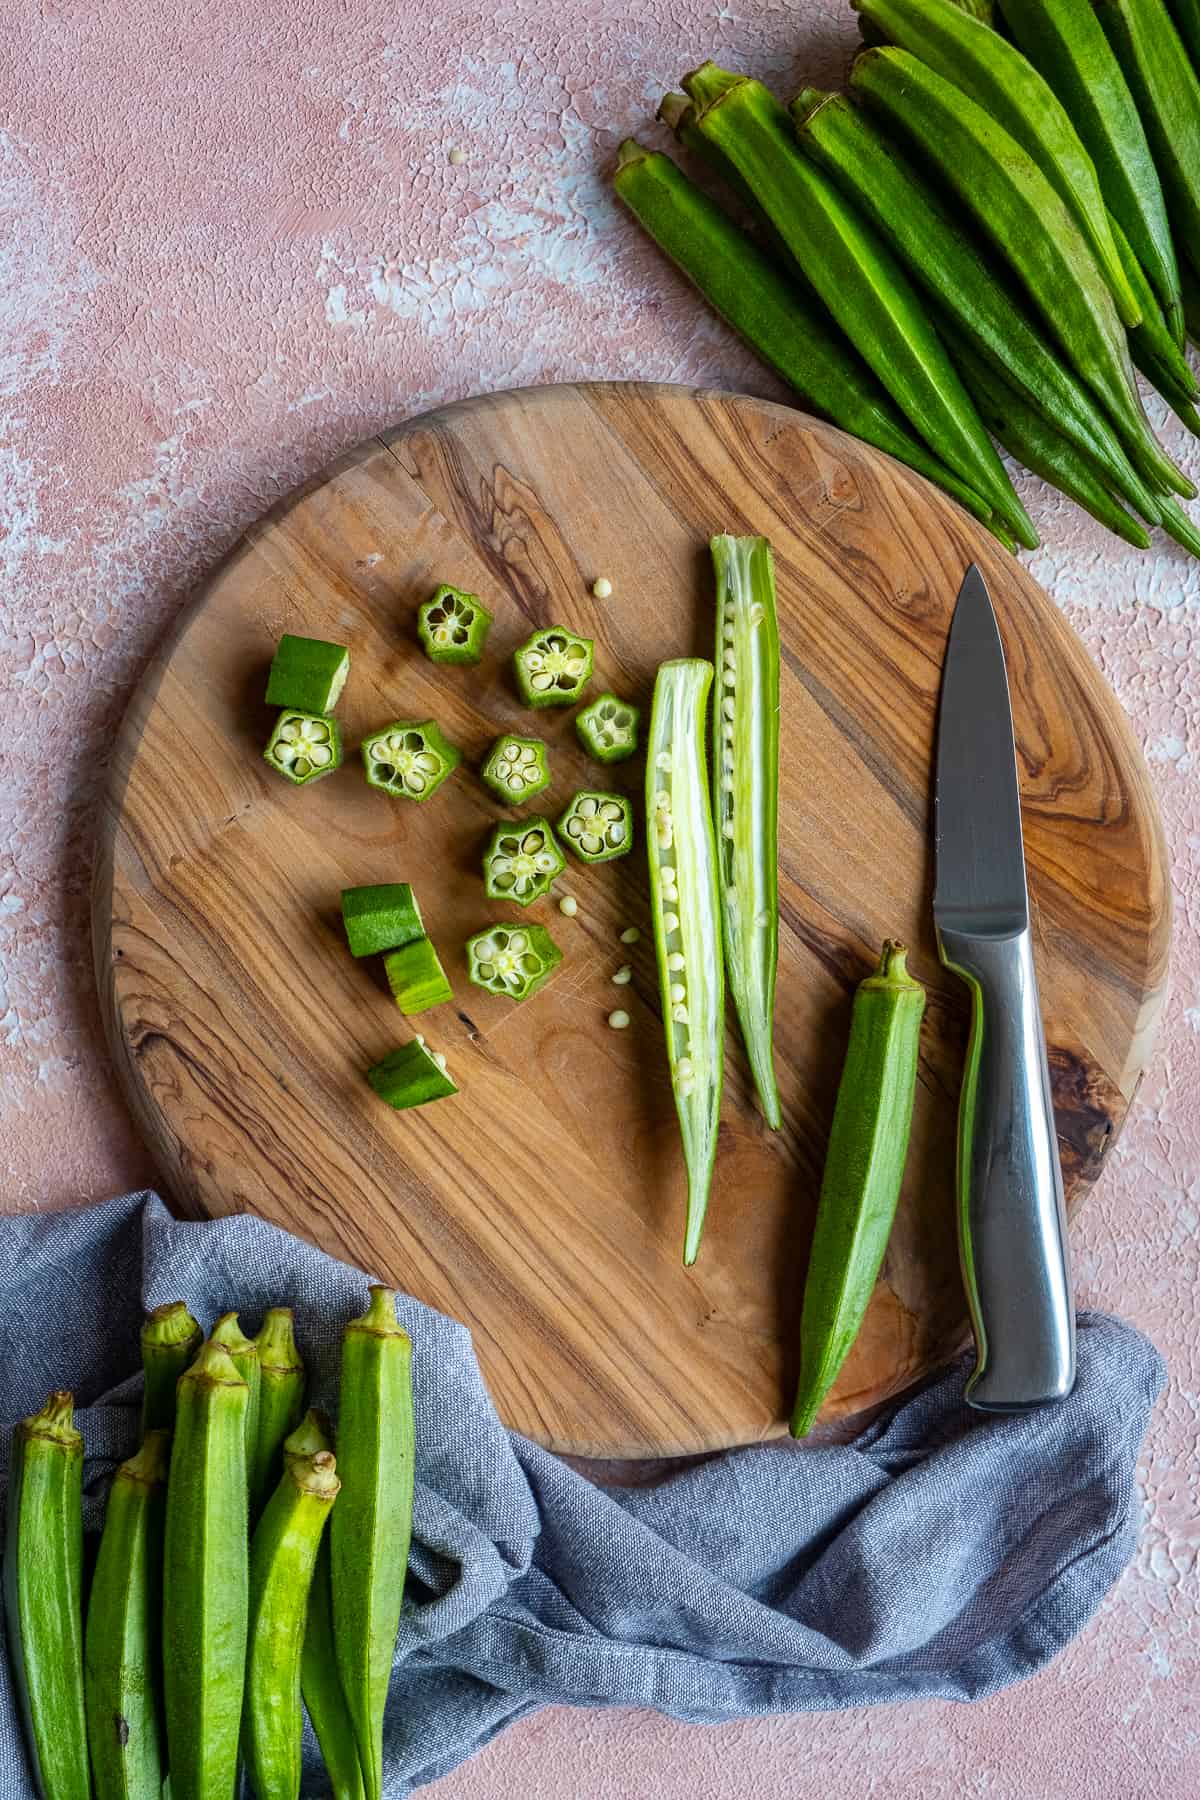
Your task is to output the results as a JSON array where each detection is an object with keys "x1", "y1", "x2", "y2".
[{"x1": 0, "y1": 1191, "x2": 1164, "y2": 1796}]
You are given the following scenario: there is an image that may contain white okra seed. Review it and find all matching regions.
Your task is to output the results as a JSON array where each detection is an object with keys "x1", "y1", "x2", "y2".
[
  {"x1": 655, "y1": 751, "x2": 672, "y2": 770},
  {"x1": 667, "y1": 953, "x2": 685, "y2": 972},
  {"x1": 620, "y1": 926, "x2": 640, "y2": 944},
  {"x1": 558, "y1": 895, "x2": 578, "y2": 917},
  {"x1": 672, "y1": 1003, "x2": 689, "y2": 1023},
  {"x1": 723, "y1": 822, "x2": 735, "y2": 839},
  {"x1": 678, "y1": 1077, "x2": 696, "y2": 1098},
  {"x1": 663, "y1": 912, "x2": 679, "y2": 932},
  {"x1": 612, "y1": 965, "x2": 632, "y2": 985},
  {"x1": 592, "y1": 576, "x2": 613, "y2": 599},
  {"x1": 669, "y1": 982, "x2": 686, "y2": 1004},
  {"x1": 608, "y1": 1009, "x2": 630, "y2": 1030},
  {"x1": 722, "y1": 697, "x2": 735, "y2": 720},
  {"x1": 677, "y1": 1057, "x2": 694, "y2": 1078}
]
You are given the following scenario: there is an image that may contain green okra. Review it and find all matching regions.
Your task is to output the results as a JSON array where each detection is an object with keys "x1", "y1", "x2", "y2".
[
  {"x1": 341, "y1": 883, "x2": 425, "y2": 959},
  {"x1": 557, "y1": 791, "x2": 634, "y2": 863},
  {"x1": 482, "y1": 817, "x2": 565, "y2": 904},
  {"x1": 849, "y1": 49, "x2": 1191, "y2": 501},
  {"x1": 209, "y1": 1311, "x2": 261, "y2": 1479},
  {"x1": 680, "y1": 63, "x2": 1038, "y2": 548},
  {"x1": 791, "y1": 943, "x2": 925, "y2": 1436},
  {"x1": 362, "y1": 720, "x2": 461, "y2": 801},
  {"x1": 613, "y1": 140, "x2": 1002, "y2": 534},
  {"x1": 84, "y1": 1430, "x2": 170, "y2": 1800},
  {"x1": 383, "y1": 938, "x2": 453, "y2": 1014},
  {"x1": 575, "y1": 694, "x2": 640, "y2": 764},
  {"x1": 264, "y1": 711, "x2": 343, "y2": 785},
  {"x1": 265, "y1": 634, "x2": 350, "y2": 715},
  {"x1": 3, "y1": 1391, "x2": 89, "y2": 1800},
  {"x1": 417, "y1": 584, "x2": 492, "y2": 666},
  {"x1": 331, "y1": 1289, "x2": 415, "y2": 1800},
  {"x1": 852, "y1": 0, "x2": 1141, "y2": 326},
  {"x1": 466, "y1": 923, "x2": 562, "y2": 1001},
  {"x1": 1167, "y1": 0, "x2": 1200, "y2": 65},
  {"x1": 367, "y1": 1035, "x2": 458, "y2": 1109},
  {"x1": 251, "y1": 1307, "x2": 307, "y2": 1524},
  {"x1": 647, "y1": 660, "x2": 725, "y2": 1266},
  {"x1": 140, "y1": 1300, "x2": 202, "y2": 1434},
  {"x1": 162, "y1": 1341, "x2": 250, "y2": 1800},
  {"x1": 711, "y1": 535, "x2": 781, "y2": 1130},
  {"x1": 1107, "y1": 212, "x2": 1200, "y2": 433},
  {"x1": 244, "y1": 1450, "x2": 341, "y2": 1800},
  {"x1": 1000, "y1": 0, "x2": 1184, "y2": 344},
  {"x1": 481, "y1": 735, "x2": 551, "y2": 803},
  {"x1": 513, "y1": 627, "x2": 594, "y2": 707}
]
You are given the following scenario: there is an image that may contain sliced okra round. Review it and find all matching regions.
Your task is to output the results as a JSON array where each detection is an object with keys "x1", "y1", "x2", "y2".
[
  {"x1": 482, "y1": 818, "x2": 564, "y2": 905},
  {"x1": 575, "y1": 693, "x2": 641, "y2": 763},
  {"x1": 383, "y1": 938, "x2": 453, "y2": 1014},
  {"x1": 481, "y1": 734, "x2": 551, "y2": 803},
  {"x1": 513, "y1": 627, "x2": 594, "y2": 708},
  {"x1": 264, "y1": 711, "x2": 343, "y2": 785},
  {"x1": 466, "y1": 924, "x2": 562, "y2": 1001},
  {"x1": 557, "y1": 790, "x2": 634, "y2": 863},
  {"x1": 366, "y1": 1035, "x2": 457, "y2": 1109},
  {"x1": 418, "y1": 584, "x2": 493, "y2": 666},
  {"x1": 361, "y1": 720, "x2": 461, "y2": 801}
]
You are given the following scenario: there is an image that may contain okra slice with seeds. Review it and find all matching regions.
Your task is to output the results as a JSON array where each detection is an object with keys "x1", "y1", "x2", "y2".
[
  {"x1": 341, "y1": 883, "x2": 424, "y2": 959},
  {"x1": 711, "y1": 535, "x2": 781, "y2": 1130},
  {"x1": 418, "y1": 583, "x2": 493, "y2": 666},
  {"x1": 558, "y1": 791, "x2": 634, "y2": 863},
  {"x1": 647, "y1": 660, "x2": 725, "y2": 1266},
  {"x1": 265, "y1": 711, "x2": 342, "y2": 785},
  {"x1": 576, "y1": 693, "x2": 641, "y2": 763},
  {"x1": 481, "y1": 734, "x2": 551, "y2": 803},
  {"x1": 483, "y1": 818, "x2": 565, "y2": 904},
  {"x1": 383, "y1": 938, "x2": 453, "y2": 1014},
  {"x1": 265, "y1": 634, "x2": 350, "y2": 714},
  {"x1": 367, "y1": 1036, "x2": 456, "y2": 1109},
  {"x1": 467, "y1": 924, "x2": 562, "y2": 1001},
  {"x1": 362, "y1": 720, "x2": 460, "y2": 801},
  {"x1": 514, "y1": 627, "x2": 594, "y2": 707}
]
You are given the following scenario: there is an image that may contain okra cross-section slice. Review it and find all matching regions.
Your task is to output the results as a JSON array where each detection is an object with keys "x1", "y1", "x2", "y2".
[
  {"x1": 575, "y1": 692, "x2": 641, "y2": 762},
  {"x1": 558, "y1": 790, "x2": 634, "y2": 863},
  {"x1": 513, "y1": 627, "x2": 594, "y2": 707},
  {"x1": 466, "y1": 923, "x2": 562, "y2": 1000},
  {"x1": 418, "y1": 583, "x2": 493, "y2": 665},
  {"x1": 265, "y1": 634, "x2": 350, "y2": 714},
  {"x1": 481, "y1": 734, "x2": 551, "y2": 802},
  {"x1": 647, "y1": 659, "x2": 725, "y2": 1266},
  {"x1": 367, "y1": 1035, "x2": 457, "y2": 1109},
  {"x1": 361, "y1": 720, "x2": 461, "y2": 800},
  {"x1": 482, "y1": 817, "x2": 564, "y2": 904},
  {"x1": 383, "y1": 938, "x2": 453, "y2": 1013},
  {"x1": 711, "y1": 535, "x2": 781, "y2": 1129},
  {"x1": 341, "y1": 882, "x2": 424, "y2": 958},
  {"x1": 264, "y1": 711, "x2": 342, "y2": 785}
]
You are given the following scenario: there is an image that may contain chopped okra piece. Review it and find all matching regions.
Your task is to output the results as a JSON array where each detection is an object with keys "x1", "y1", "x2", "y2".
[
  {"x1": 575, "y1": 693, "x2": 641, "y2": 763},
  {"x1": 513, "y1": 626, "x2": 594, "y2": 708},
  {"x1": 367, "y1": 1035, "x2": 457, "y2": 1110},
  {"x1": 481, "y1": 734, "x2": 551, "y2": 803},
  {"x1": 557, "y1": 791, "x2": 634, "y2": 863},
  {"x1": 418, "y1": 583, "x2": 493, "y2": 666},
  {"x1": 466, "y1": 924, "x2": 562, "y2": 1001},
  {"x1": 362, "y1": 720, "x2": 461, "y2": 801},
  {"x1": 265, "y1": 634, "x2": 350, "y2": 714},
  {"x1": 341, "y1": 883, "x2": 424, "y2": 958},
  {"x1": 383, "y1": 938, "x2": 452, "y2": 1014},
  {"x1": 264, "y1": 711, "x2": 342, "y2": 785},
  {"x1": 482, "y1": 818, "x2": 564, "y2": 905}
]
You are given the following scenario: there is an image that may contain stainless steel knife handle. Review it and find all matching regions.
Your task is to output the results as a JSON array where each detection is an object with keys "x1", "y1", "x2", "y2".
[{"x1": 936, "y1": 923, "x2": 1075, "y2": 1410}]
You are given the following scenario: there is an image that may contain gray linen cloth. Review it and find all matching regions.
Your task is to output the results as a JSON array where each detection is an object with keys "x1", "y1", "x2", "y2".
[{"x1": 0, "y1": 1191, "x2": 1164, "y2": 1797}]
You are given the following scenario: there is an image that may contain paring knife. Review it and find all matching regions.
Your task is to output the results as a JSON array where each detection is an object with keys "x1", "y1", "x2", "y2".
[{"x1": 934, "y1": 564, "x2": 1076, "y2": 1411}]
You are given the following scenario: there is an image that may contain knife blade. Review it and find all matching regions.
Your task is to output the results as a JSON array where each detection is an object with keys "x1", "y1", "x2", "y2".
[{"x1": 934, "y1": 564, "x2": 1075, "y2": 1410}]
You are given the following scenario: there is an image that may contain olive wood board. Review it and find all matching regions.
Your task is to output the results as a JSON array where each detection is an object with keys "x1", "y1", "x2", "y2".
[{"x1": 94, "y1": 382, "x2": 1169, "y2": 1458}]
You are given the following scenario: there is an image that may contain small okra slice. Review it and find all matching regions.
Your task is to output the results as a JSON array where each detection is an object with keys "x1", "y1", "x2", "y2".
[
  {"x1": 575, "y1": 692, "x2": 641, "y2": 763},
  {"x1": 341, "y1": 882, "x2": 424, "y2": 958},
  {"x1": 264, "y1": 710, "x2": 342, "y2": 785},
  {"x1": 466, "y1": 923, "x2": 562, "y2": 1001},
  {"x1": 558, "y1": 790, "x2": 634, "y2": 863},
  {"x1": 361, "y1": 719, "x2": 461, "y2": 801},
  {"x1": 481, "y1": 734, "x2": 551, "y2": 803},
  {"x1": 383, "y1": 938, "x2": 453, "y2": 1014},
  {"x1": 265, "y1": 633, "x2": 350, "y2": 713},
  {"x1": 483, "y1": 817, "x2": 565, "y2": 904},
  {"x1": 418, "y1": 583, "x2": 493, "y2": 665},
  {"x1": 513, "y1": 626, "x2": 594, "y2": 707},
  {"x1": 367, "y1": 1035, "x2": 457, "y2": 1109}
]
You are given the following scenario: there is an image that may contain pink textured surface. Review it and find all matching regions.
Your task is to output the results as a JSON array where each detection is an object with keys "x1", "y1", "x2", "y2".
[{"x1": 1, "y1": 5, "x2": 1196, "y2": 1794}]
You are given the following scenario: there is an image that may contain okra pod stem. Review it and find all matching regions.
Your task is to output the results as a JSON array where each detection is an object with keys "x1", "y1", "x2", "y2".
[
  {"x1": 209, "y1": 1310, "x2": 261, "y2": 1482},
  {"x1": 251, "y1": 1308, "x2": 306, "y2": 1523},
  {"x1": 710, "y1": 536, "x2": 781, "y2": 1130},
  {"x1": 331, "y1": 1288, "x2": 415, "y2": 1800},
  {"x1": 140, "y1": 1300, "x2": 201, "y2": 1433},
  {"x1": 84, "y1": 1430, "x2": 170, "y2": 1800}
]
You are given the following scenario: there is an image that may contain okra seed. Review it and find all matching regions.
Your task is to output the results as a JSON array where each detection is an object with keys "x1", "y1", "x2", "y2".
[
  {"x1": 620, "y1": 927, "x2": 640, "y2": 944},
  {"x1": 755, "y1": 909, "x2": 771, "y2": 928},
  {"x1": 592, "y1": 576, "x2": 613, "y2": 599},
  {"x1": 722, "y1": 721, "x2": 734, "y2": 744},
  {"x1": 448, "y1": 145, "x2": 467, "y2": 165},
  {"x1": 608, "y1": 1009, "x2": 630, "y2": 1030},
  {"x1": 667, "y1": 952, "x2": 685, "y2": 972},
  {"x1": 672, "y1": 1003, "x2": 689, "y2": 1023},
  {"x1": 663, "y1": 912, "x2": 679, "y2": 932},
  {"x1": 669, "y1": 982, "x2": 686, "y2": 1004},
  {"x1": 558, "y1": 895, "x2": 578, "y2": 917},
  {"x1": 612, "y1": 965, "x2": 632, "y2": 985},
  {"x1": 723, "y1": 648, "x2": 736, "y2": 669},
  {"x1": 677, "y1": 1056, "x2": 694, "y2": 1078},
  {"x1": 722, "y1": 697, "x2": 735, "y2": 721},
  {"x1": 722, "y1": 822, "x2": 735, "y2": 839},
  {"x1": 678, "y1": 1077, "x2": 696, "y2": 1098},
  {"x1": 655, "y1": 751, "x2": 672, "y2": 771},
  {"x1": 654, "y1": 791, "x2": 670, "y2": 811}
]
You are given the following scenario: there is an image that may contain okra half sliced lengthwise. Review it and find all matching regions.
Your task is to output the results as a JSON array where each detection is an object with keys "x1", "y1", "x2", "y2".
[
  {"x1": 611, "y1": 141, "x2": 1004, "y2": 536},
  {"x1": 711, "y1": 535, "x2": 780, "y2": 1129},
  {"x1": 647, "y1": 660, "x2": 725, "y2": 1265}
]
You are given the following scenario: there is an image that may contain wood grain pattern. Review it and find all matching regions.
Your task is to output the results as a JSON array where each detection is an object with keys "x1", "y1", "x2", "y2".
[{"x1": 93, "y1": 383, "x2": 1170, "y2": 1458}]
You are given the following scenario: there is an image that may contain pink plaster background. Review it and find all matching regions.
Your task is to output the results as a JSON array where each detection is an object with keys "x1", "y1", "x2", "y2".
[{"x1": 1, "y1": 3, "x2": 1197, "y2": 1794}]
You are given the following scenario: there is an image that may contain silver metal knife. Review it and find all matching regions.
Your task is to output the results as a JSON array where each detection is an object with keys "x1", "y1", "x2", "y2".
[{"x1": 934, "y1": 564, "x2": 1076, "y2": 1411}]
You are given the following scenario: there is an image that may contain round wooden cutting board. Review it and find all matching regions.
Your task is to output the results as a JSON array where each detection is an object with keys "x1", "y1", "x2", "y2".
[{"x1": 94, "y1": 383, "x2": 1169, "y2": 1458}]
